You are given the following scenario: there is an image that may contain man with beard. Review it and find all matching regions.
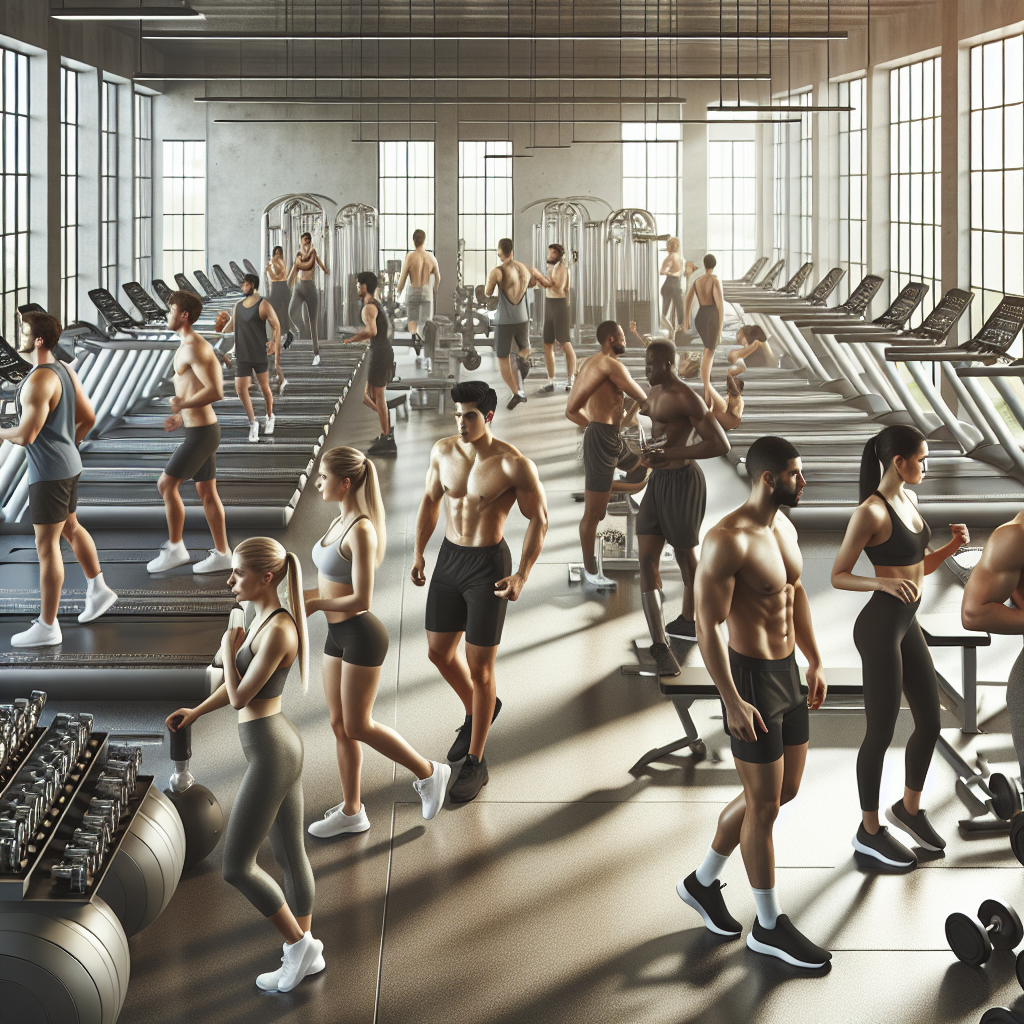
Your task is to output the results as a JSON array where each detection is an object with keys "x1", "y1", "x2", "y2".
[
  {"x1": 677, "y1": 435, "x2": 831, "y2": 970},
  {"x1": 530, "y1": 243, "x2": 577, "y2": 393}
]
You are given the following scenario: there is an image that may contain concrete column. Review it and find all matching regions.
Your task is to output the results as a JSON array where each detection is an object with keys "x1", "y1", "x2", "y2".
[
  {"x1": 681, "y1": 118, "x2": 707, "y2": 260},
  {"x1": 433, "y1": 106, "x2": 458, "y2": 318}
]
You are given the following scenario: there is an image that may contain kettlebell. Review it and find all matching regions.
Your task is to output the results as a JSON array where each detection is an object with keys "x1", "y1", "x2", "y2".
[{"x1": 163, "y1": 719, "x2": 224, "y2": 871}]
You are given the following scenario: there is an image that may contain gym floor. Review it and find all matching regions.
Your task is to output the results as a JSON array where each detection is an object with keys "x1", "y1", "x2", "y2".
[{"x1": 34, "y1": 345, "x2": 1024, "y2": 1024}]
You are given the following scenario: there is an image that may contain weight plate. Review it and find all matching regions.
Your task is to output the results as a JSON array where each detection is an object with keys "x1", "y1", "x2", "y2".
[
  {"x1": 1011, "y1": 815, "x2": 1024, "y2": 868},
  {"x1": 990, "y1": 774, "x2": 1022, "y2": 820},
  {"x1": 980, "y1": 899, "x2": 1024, "y2": 951},
  {"x1": 946, "y1": 911, "x2": 992, "y2": 966},
  {"x1": 463, "y1": 351, "x2": 481, "y2": 370},
  {"x1": 981, "y1": 1009, "x2": 1024, "y2": 1024},
  {"x1": 1016, "y1": 948, "x2": 1024, "y2": 992}
]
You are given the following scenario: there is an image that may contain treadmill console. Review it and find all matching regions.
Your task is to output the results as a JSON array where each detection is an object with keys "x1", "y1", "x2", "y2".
[
  {"x1": 0, "y1": 333, "x2": 31, "y2": 385},
  {"x1": 875, "y1": 281, "x2": 929, "y2": 330},
  {"x1": 806, "y1": 267, "x2": 846, "y2": 306},
  {"x1": 906, "y1": 289, "x2": 974, "y2": 341}
]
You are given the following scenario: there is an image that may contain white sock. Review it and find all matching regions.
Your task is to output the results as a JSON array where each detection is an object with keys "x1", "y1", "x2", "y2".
[
  {"x1": 41, "y1": 616, "x2": 58, "y2": 629},
  {"x1": 752, "y1": 886, "x2": 781, "y2": 929},
  {"x1": 86, "y1": 572, "x2": 105, "y2": 595},
  {"x1": 695, "y1": 846, "x2": 730, "y2": 887}
]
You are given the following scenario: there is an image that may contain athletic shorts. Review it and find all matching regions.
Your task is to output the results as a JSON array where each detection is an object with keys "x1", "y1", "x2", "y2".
[
  {"x1": 28, "y1": 474, "x2": 80, "y2": 525},
  {"x1": 722, "y1": 648, "x2": 808, "y2": 764},
  {"x1": 367, "y1": 343, "x2": 395, "y2": 389},
  {"x1": 636, "y1": 463, "x2": 707, "y2": 551},
  {"x1": 425, "y1": 537, "x2": 512, "y2": 647},
  {"x1": 234, "y1": 359, "x2": 268, "y2": 379},
  {"x1": 406, "y1": 285, "x2": 433, "y2": 324},
  {"x1": 164, "y1": 423, "x2": 220, "y2": 482},
  {"x1": 582, "y1": 421, "x2": 640, "y2": 492},
  {"x1": 543, "y1": 298, "x2": 571, "y2": 347},
  {"x1": 495, "y1": 322, "x2": 530, "y2": 359},
  {"x1": 324, "y1": 612, "x2": 389, "y2": 667}
]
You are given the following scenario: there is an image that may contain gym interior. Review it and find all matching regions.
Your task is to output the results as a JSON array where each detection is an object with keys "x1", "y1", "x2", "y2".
[{"x1": 1, "y1": 0, "x2": 1024, "y2": 1021}]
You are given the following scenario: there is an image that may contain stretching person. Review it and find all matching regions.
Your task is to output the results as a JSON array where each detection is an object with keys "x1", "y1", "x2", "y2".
[
  {"x1": 412, "y1": 381, "x2": 548, "y2": 803},
  {"x1": 659, "y1": 237, "x2": 684, "y2": 333},
  {"x1": 289, "y1": 232, "x2": 328, "y2": 367},
  {"x1": 681, "y1": 435, "x2": 830, "y2": 969},
  {"x1": 566, "y1": 320, "x2": 648, "y2": 588},
  {"x1": 530, "y1": 243, "x2": 577, "y2": 392},
  {"x1": 306, "y1": 447, "x2": 450, "y2": 837},
  {"x1": 486, "y1": 238, "x2": 532, "y2": 410},
  {"x1": 831, "y1": 425, "x2": 968, "y2": 868},
  {"x1": 343, "y1": 272, "x2": 395, "y2": 455},
  {"x1": 215, "y1": 273, "x2": 280, "y2": 443},
  {"x1": 728, "y1": 324, "x2": 777, "y2": 373},
  {"x1": 636, "y1": 339, "x2": 730, "y2": 675},
  {"x1": 166, "y1": 537, "x2": 321, "y2": 993},
  {"x1": 683, "y1": 254, "x2": 725, "y2": 408},
  {"x1": 2, "y1": 311, "x2": 118, "y2": 646},
  {"x1": 147, "y1": 290, "x2": 232, "y2": 575},
  {"x1": 265, "y1": 244, "x2": 292, "y2": 389},
  {"x1": 397, "y1": 229, "x2": 440, "y2": 354}
]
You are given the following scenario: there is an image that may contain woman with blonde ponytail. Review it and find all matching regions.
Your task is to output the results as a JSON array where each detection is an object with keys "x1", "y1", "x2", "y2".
[
  {"x1": 306, "y1": 446, "x2": 450, "y2": 838},
  {"x1": 166, "y1": 536, "x2": 322, "y2": 993}
]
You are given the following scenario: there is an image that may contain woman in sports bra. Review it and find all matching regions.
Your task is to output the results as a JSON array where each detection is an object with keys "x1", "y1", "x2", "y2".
[
  {"x1": 288, "y1": 231, "x2": 328, "y2": 366},
  {"x1": 682, "y1": 253, "x2": 725, "y2": 410},
  {"x1": 831, "y1": 426, "x2": 968, "y2": 870},
  {"x1": 305, "y1": 446, "x2": 450, "y2": 839},
  {"x1": 166, "y1": 537, "x2": 322, "y2": 993},
  {"x1": 265, "y1": 244, "x2": 293, "y2": 385}
]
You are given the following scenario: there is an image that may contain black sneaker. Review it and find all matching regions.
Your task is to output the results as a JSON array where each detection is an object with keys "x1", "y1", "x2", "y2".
[
  {"x1": 677, "y1": 872, "x2": 742, "y2": 937},
  {"x1": 746, "y1": 915, "x2": 831, "y2": 969},
  {"x1": 283, "y1": 331, "x2": 294, "y2": 349},
  {"x1": 367, "y1": 434, "x2": 392, "y2": 454},
  {"x1": 516, "y1": 355, "x2": 531, "y2": 381},
  {"x1": 507, "y1": 392, "x2": 527, "y2": 410},
  {"x1": 449, "y1": 754, "x2": 489, "y2": 803},
  {"x1": 447, "y1": 697, "x2": 502, "y2": 762},
  {"x1": 412, "y1": 332, "x2": 422, "y2": 356},
  {"x1": 649, "y1": 642, "x2": 681, "y2": 677},
  {"x1": 665, "y1": 615, "x2": 697, "y2": 640},
  {"x1": 885, "y1": 800, "x2": 945, "y2": 851},
  {"x1": 852, "y1": 823, "x2": 917, "y2": 868}
]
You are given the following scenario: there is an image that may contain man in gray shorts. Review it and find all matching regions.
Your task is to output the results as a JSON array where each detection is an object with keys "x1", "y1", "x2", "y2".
[
  {"x1": 530, "y1": 243, "x2": 577, "y2": 393},
  {"x1": 485, "y1": 238, "x2": 533, "y2": 410},
  {"x1": 397, "y1": 228, "x2": 440, "y2": 351}
]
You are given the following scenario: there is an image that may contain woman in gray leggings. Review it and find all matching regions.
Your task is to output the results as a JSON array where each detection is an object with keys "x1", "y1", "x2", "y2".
[
  {"x1": 288, "y1": 231, "x2": 328, "y2": 366},
  {"x1": 167, "y1": 536, "x2": 320, "y2": 994}
]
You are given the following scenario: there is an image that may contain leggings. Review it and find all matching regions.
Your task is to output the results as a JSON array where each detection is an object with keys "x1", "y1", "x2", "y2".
[
  {"x1": 289, "y1": 279, "x2": 320, "y2": 355},
  {"x1": 853, "y1": 592, "x2": 941, "y2": 811},
  {"x1": 1007, "y1": 648, "x2": 1024, "y2": 776},
  {"x1": 222, "y1": 713, "x2": 315, "y2": 918},
  {"x1": 695, "y1": 304, "x2": 720, "y2": 352},
  {"x1": 268, "y1": 281, "x2": 292, "y2": 339},
  {"x1": 661, "y1": 277, "x2": 684, "y2": 324}
]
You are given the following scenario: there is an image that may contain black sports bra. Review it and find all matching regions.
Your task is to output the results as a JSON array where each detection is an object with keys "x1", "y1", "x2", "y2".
[
  {"x1": 864, "y1": 492, "x2": 931, "y2": 566},
  {"x1": 234, "y1": 608, "x2": 295, "y2": 699}
]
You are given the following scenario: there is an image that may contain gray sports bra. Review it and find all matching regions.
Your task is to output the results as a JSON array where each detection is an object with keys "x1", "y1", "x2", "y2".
[
  {"x1": 312, "y1": 515, "x2": 367, "y2": 585},
  {"x1": 235, "y1": 608, "x2": 294, "y2": 699}
]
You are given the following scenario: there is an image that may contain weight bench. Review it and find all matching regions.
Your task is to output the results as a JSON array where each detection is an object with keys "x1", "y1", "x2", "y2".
[{"x1": 386, "y1": 392, "x2": 409, "y2": 422}]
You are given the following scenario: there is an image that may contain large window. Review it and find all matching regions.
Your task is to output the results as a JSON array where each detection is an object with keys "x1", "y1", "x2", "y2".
[
  {"x1": 133, "y1": 92, "x2": 153, "y2": 286},
  {"x1": 60, "y1": 67, "x2": 78, "y2": 324},
  {"x1": 971, "y1": 35, "x2": 1023, "y2": 340},
  {"x1": 0, "y1": 48, "x2": 29, "y2": 344},
  {"x1": 162, "y1": 140, "x2": 205, "y2": 277},
  {"x1": 707, "y1": 134, "x2": 757, "y2": 281},
  {"x1": 797, "y1": 92, "x2": 813, "y2": 270},
  {"x1": 622, "y1": 123, "x2": 680, "y2": 240},
  {"x1": 458, "y1": 141, "x2": 512, "y2": 288},
  {"x1": 773, "y1": 119, "x2": 789, "y2": 266},
  {"x1": 837, "y1": 78, "x2": 868, "y2": 300},
  {"x1": 100, "y1": 81, "x2": 118, "y2": 292},
  {"x1": 379, "y1": 140, "x2": 435, "y2": 273},
  {"x1": 890, "y1": 57, "x2": 942, "y2": 326}
]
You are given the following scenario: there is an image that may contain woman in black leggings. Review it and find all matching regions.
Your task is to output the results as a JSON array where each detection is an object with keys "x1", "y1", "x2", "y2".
[{"x1": 831, "y1": 425, "x2": 968, "y2": 869}]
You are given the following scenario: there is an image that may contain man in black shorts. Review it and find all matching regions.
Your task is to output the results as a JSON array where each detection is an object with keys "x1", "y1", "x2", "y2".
[
  {"x1": 412, "y1": 381, "x2": 548, "y2": 802},
  {"x1": 344, "y1": 271, "x2": 395, "y2": 455},
  {"x1": 678, "y1": 436, "x2": 830, "y2": 970},
  {"x1": 530, "y1": 243, "x2": 577, "y2": 393}
]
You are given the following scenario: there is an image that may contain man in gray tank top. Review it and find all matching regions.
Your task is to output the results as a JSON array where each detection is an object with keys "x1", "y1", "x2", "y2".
[
  {"x1": 485, "y1": 238, "x2": 533, "y2": 410},
  {"x1": 0, "y1": 312, "x2": 118, "y2": 646}
]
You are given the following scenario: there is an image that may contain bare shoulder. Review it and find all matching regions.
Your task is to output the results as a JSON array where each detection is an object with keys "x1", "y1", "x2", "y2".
[
  {"x1": 982, "y1": 518, "x2": 1024, "y2": 567},
  {"x1": 773, "y1": 512, "x2": 799, "y2": 542},
  {"x1": 857, "y1": 493, "x2": 890, "y2": 525},
  {"x1": 701, "y1": 520, "x2": 751, "y2": 569},
  {"x1": 433, "y1": 435, "x2": 458, "y2": 458},
  {"x1": 499, "y1": 445, "x2": 539, "y2": 482}
]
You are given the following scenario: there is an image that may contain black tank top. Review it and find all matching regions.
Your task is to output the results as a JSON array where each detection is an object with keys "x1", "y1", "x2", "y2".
[
  {"x1": 368, "y1": 299, "x2": 390, "y2": 348},
  {"x1": 864, "y1": 492, "x2": 931, "y2": 566}
]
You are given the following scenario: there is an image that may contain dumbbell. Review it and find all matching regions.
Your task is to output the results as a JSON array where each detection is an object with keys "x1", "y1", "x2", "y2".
[
  {"x1": 985, "y1": 774, "x2": 1024, "y2": 867},
  {"x1": 946, "y1": 898, "x2": 1024, "y2": 966},
  {"x1": 981, "y1": 1010, "x2": 1024, "y2": 1024},
  {"x1": 164, "y1": 718, "x2": 223, "y2": 870}
]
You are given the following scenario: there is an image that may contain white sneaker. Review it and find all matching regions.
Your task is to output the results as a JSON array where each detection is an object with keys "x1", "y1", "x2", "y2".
[
  {"x1": 312, "y1": 354, "x2": 321, "y2": 367},
  {"x1": 413, "y1": 761, "x2": 451, "y2": 820},
  {"x1": 256, "y1": 942, "x2": 325, "y2": 992},
  {"x1": 147, "y1": 541, "x2": 190, "y2": 573},
  {"x1": 256, "y1": 933, "x2": 323, "y2": 993},
  {"x1": 264, "y1": 413, "x2": 276, "y2": 436},
  {"x1": 248, "y1": 419, "x2": 259, "y2": 443},
  {"x1": 583, "y1": 569, "x2": 617, "y2": 589},
  {"x1": 193, "y1": 548, "x2": 233, "y2": 575},
  {"x1": 308, "y1": 803, "x2": 370, "y2": 838},
  {"x1": 278, "y1": 377, "x2": 288, "y2": 393},
  {"x1": 78, "y1": 584, "x2": 118, "y2": 624},
  {"x1": 11, "y1": 619, "x2": 62, "y2": 647}
]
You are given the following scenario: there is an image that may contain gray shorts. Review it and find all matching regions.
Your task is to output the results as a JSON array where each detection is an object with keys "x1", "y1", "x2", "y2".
[
  {"x1": 406, "y1": 285, "x2": 433, "y2": 324},
  {"x1": 495, "y1": 322, "x2": 530, "y2": 358},
  {"x1": 582, "y1": 422, "x2": 639, "y2": 492},
  {"x1": 543, "y1": 298, "x2": 571, "y2": 347}
]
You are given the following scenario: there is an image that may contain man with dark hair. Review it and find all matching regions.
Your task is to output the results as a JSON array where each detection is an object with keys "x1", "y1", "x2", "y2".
[
  {"x1": 486, "y1": 238, "x2": 533, "y2": 409},
  {"x1": 344, "y1": 270, "x2": 395, "y2": 454},
  {"x1": 728, "y1": 323, "x2": 777, "y2": 371},
  {"x1": 213, "y1": 272, "x2": 281, "y2": 443},
  {"x1": 530, "y1": 243, "x2": 577, "y2": 393},
  {"x1": 412, "y1": 378, "x2": 548, "y2": 803},
  {"x1": 683, "y1": 253, "x2": 725, "y2": 408},
  {"x1": 398, "y1": 228, "x2": 440, "y2": 350},
  {"x1": 147, "y1": 290, "x2": 232, "y2": 575},
  {"x1": 565, "y1": 320, "x2": 648, "y2": 587},
  {"x1": 678, "y1": 434, "x2": 830, "y2": 970},
  {"x1": 1, "y1": 313, "x2": 118, "y2": 645}
]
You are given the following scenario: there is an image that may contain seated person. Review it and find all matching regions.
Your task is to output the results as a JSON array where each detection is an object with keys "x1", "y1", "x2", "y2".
[{"x1": 727, "y1": 324, "x2": 777, "y2": 371}]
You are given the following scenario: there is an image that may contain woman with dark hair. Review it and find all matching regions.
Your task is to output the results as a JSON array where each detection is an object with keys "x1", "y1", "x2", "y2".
[
  {"x1": 266, "y1": 244, "x2": 293, "y2": 390},
  {"x1": 831, "y1": 425, "x2": 968, "y2": 869},
  {"x1": 288, "y1": 231, "x2": 328, "y2": 366}
]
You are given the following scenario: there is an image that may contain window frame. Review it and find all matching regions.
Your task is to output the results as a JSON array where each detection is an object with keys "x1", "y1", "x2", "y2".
[
  {"x1": 161, "y1": 139, "x2": 206, "y2": 280},
  {"x1": 458, "y1": 140, "x2": 513, "y2": 288},
  {"x1": 622, "y1": 122, "x2": 681, "y2": 241},
  {"x1": 836, "y1": 77, "x2": 868, "y2": 301},
  {"x1": 60, "y1": 65, "x2": 78, "y2": 325},
  {"x1": 378, "y1": 140, "x2": 436, "y2": 274},
  {"x1": 0, "y1": 47, "x2": 29, "y2": 344},
  {"x1": 707, "y1": 136, "x2": 757, "y2": 282},
  {"x1": 100, "y1": 79, "x2": 118, "y2": 293}
]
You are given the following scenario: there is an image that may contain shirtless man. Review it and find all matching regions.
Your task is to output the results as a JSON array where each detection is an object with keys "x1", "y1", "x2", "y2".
[
  {"x1": 214, "y1": 273, "x2": 281, "y2": 444},
  {"x1": 565, "y1": 320, "x2": 648, "y2": 588},
  {"x1": 679, "y1": 435, "x2": 830, "y2": 970},
  {"x1": 412, "y1": 380, "x2": 548, "y2": 803},
  {"x1": 728, "y1": 324, "x2": 777, "y2": 373},
  {"x1": 636, "y1": 340, "x2": 730, "y2": 676},
  {"x1": 147, "y1": 290, "x2": 233, "y2": 575},
  {"x1": 288, "y1": 231, "x2": 328, "y2": 366},
  {"x1": 530, "y1": 243, "x2": 577, "y2": 393},
  {"x1": 683, "y1": 254, "x2": 725, "y2": 408},
  {"x1": 486, "y1": 238, "x2": 532, "y2": 410},
  {"x1": 397, "y1": 228, "x2": 440, "y2": 353}
]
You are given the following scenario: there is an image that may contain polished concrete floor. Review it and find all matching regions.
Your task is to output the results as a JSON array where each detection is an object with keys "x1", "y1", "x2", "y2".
[{"x1": 33, "y1": 345, "x2": 1024, "y2": 1023}]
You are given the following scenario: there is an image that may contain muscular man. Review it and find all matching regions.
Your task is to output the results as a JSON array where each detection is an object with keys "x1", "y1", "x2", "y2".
[
  {"x1": 636, "y1": 340, "x2": 730, "y2": 675},
  {"x1": 679, "y1": 435, "x2": 829, "y2": 970},
  {"x1": 215, "y1": 273, "x2": 280, "y2": 443},
  {"x1": 397, "y1": 228, "x2": 440, "y2": 352},
  {"x1": 486, "y1": 238, "x2": 532, "y2": 410},
  {"x1": 530, "y1": 243, "x2": 577, "y2": 393},
  {"x1": 344, "y1": 271, "x2": 395, "y2": 455},
  {"x1": 1, "y1": 312, "x2": 118, "y2": 646},
  {"x1": 565, "y1": 320, "x2": 648, "y2": 588},
  {"x1": 147, "y1": 290, "x2": 233, "y2": 575},
  {"x1": 728, "y1": 324, "x2": 777, "y2": 373},
  {"x1": 412, "y1": 380, "x2": 548, "y2": 803}
]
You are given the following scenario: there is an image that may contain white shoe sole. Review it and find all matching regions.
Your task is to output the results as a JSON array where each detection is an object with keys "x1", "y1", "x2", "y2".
[
  {"x1": 308, "y1": 818, "x2": 371, "y2": 838},
  {"x1": 78, "y1": 590, "x2": 118, "y2": 623},
  {"x1": 746, "y1": 932, "x2": 828, "y2": 969},
  {"x1": 851, "y1": 834, "x2": 916, "y2": 868},
  {"x1": 884, "y1": 806, "x2": 943, "y2": 852},
  {"x1": 270, "y1": 939, "x2": 324, "y2": 993},
  {"x1": 418, "y1": 763, "x2": 452, "y2": 820},
  {"x1": 583, "y1": 573, "x2": 616, "y2": 589},
  {"x1": 11, "y1": 631, "x2": 62, "y2": 648},
  {"x1": 147, "y1": 551, "x2": 191, "y2": 573},
  {"x1": 676, "y1": 880, "x2": 741, "y2": 937}
]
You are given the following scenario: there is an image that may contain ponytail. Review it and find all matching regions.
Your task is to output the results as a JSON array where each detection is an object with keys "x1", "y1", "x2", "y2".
[
  {"x1": 284, "y1": 551, "x2": 309, "y2": 692},
  {"x1": 859, "y1": 425, "x2": 928, "y2": 503},
  {"x1": 321, "y1": 445, "x2": 387, "y2": 566}
]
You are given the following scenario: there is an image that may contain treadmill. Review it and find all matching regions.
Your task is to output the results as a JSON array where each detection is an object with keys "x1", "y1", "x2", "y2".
[{"x1": 213, "y1": 264, "x2": 242, "y2": 294}]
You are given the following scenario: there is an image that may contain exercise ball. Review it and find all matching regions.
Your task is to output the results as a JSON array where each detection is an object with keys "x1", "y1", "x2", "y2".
[{"x1": 165, "y1": 783, "x2": 223, "y2": 871}]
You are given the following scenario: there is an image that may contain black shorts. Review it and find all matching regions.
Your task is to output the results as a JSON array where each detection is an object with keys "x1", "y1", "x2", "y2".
[
  {"x1": 164, "y1": 423, "x2": 220, "y2": 482},
  {"x1": 543, "y1": 298, "x2": 571, "y2": 347},
  {"x1": 636, "y1": 463, "x2": 707, "y2": 551},
  {"x1": 582, "y1": 422, "x2": 639, "y2": 492},
  {"x1": 722, "y1": 648, "x2": 808, "y2": 764},
  {"x1": 28, "y1": 474, "x2": 80, "y2": 525},
  {"x1": 367, "y1": 343, "x2": 394, "y2": 388},
  {"x1": 495, "y1": 322, "x2": 530, "y2": 358},
  {"x1": 324, "y1": 612, "x2": 389, "y2": 667},
  {"x1": 425, "y1": 538, "x2": 512, "y2": 647},
  {"x1": 234, "y1": 359, "x2": 268, "y2": 379}
]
